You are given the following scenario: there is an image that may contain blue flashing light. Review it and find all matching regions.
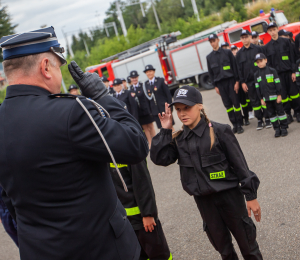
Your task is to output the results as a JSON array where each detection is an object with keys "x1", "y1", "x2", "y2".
[
  {"x1": 260, "y1": 9, "x2": 264, "y2": 14},
  {"x1": 271, "y1": 8, "x2": 275, "y2": 11}
]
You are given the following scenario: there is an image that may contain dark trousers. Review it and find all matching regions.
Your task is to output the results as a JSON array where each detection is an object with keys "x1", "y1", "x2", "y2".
[
  {"x1": 216, "y1": 78, "x2": 243, "y2": 127},
  {"x1": 247, "y1": 81, "x2": 268, "y2": 121},
  {"x1": 239, "y1": 86, "x2": 249, "y2": 121},
  {"x1": 194, "y1": 187, "x2": 263, "y2": 260},
  {"x1": 266, "y1": 101, "x2": 288, "y2": 130},
  {"x1": 0, "y1": 207, "x2": 18, "y2": 247},
  {"x1": 278, "y1": 71, "x2": 300, "y2": 114},
  {"x1": 135, "y1": 219, "x2": 171, "y2": 260}
]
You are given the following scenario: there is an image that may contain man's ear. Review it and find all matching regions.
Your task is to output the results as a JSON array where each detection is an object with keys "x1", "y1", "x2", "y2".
[{"x1": 40, "y1": 57, "x2": 52, "y2": 79}]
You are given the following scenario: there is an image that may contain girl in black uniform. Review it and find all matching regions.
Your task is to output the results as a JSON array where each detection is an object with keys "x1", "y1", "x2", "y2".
[
  {"x1": 109, "y1": 161, "x2": 172, "y2": 260},
  {"x1": 129, "y1": 70, "x2": 156, "y2": 147},
  {"x1": 151, "y1": 86, "x2": 263, "y2": 260},
  {"x1": 112, "y1": 78, "x2": 139, "y2": 121}
]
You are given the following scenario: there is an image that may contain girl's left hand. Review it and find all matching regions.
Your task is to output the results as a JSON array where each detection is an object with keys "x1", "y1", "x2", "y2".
[{"x1": 247, "y1": 199, "x2": 261, "y2": 222}]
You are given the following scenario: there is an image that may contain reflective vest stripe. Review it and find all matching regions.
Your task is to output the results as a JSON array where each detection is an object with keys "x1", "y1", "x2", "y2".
[
  {"x1": 269, "y1": 95, "x2": 277, "y2": 101},
  {"x1": 110, "y1": 163, "x2": 128, "y2": 168},
  {"x1": 125, "y1": 207, "x2": 141, "y2": 216}
]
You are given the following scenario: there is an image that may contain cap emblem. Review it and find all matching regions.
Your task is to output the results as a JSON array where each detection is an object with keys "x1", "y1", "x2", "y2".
[
  {"x1": 210, "y1": 34, "x2": 213, "y2": 38},
  {"x1": 256, "y1": 54, "x2": 260, "y2": 59},
  {"x1": 146, "y1": 66, "x2": 149, "y2": 69},
  {"x1": 242, "y1": 30, "x2": 246, "y2": 33},
  {"x1": 177, "y1": 89, "x2": 188, "y2": 97}
]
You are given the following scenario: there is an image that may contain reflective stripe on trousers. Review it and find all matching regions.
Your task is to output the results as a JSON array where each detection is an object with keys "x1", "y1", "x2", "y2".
[{"x1": 147, "y1": 253, "x2": 173, "y2": 260}]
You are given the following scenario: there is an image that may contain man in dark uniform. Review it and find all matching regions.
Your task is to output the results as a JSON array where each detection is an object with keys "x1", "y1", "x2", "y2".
[
  {"x1": 221, "y1": 41, "x2": 230, "y2": 50},
  {"x1": 112, "y1": 78, "x2": 139, "y2": 121},
  {"x1": 236, "y1": 29, "x2": 271, "y2": 130},
  {"x1": 295, "y1": 33, "x2": 300, "y2": 87},
  {"x1": 102, "y1": 75, "x2": 115, "y2": 95},
  {"x1": 207, "y1": 33, "x2": 244, "y2": 134},
  {"x1": 0, "y1": 27, "x2": 148, "y2": 260},
  {"x1": 144, "y1": 65, "x2": 173, "y2": 129},
  {"x1": 129, "y1": 70, "x2": 155, "y2": 147},
  {"x1": 251, "y1": 31, "x2": 261, "y2": 46},
  {"x1": 68, "y1": 84, "x2": 80, "y2": 95},
  {"x1": 263, "y1": 22, "x2": 300, "y2": 123}
]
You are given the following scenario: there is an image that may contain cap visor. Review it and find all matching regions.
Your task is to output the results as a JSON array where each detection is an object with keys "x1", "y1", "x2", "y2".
[
  {"x1": 54, "y1": 52, "x2": 67, "y2": 66},
  {"x1": 143, "y1": 69, "x2": 155, "y2": 73},
  {"x1": 168, "y1": 99, "x2": 197, "y2": 108}
]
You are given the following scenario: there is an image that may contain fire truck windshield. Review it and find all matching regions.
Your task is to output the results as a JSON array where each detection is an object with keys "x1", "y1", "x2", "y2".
[{"x1": 275, "y1": 12, "x2": 288, "y2": 27}]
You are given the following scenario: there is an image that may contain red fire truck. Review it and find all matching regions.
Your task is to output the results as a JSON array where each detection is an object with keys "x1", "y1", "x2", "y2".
[{"x1": 86, "y1": 9, "x2": 300, "y2": 92}]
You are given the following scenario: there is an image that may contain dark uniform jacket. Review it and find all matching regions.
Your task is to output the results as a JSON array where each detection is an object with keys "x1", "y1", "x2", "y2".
[
  {"x1": 109, "y1": 160, "x2": 157, "y2": 231},
  {"x1": 129, "y1": 83, "x2": 152, "y2": 117},
  {"x1": 0, "y1": 85, "x2": 149, "y2": 260},
  {"x1": 236, "y1": 44, "x2": 262, "y2": 84},
  {"x1": 145, "y1": 77, "x2": 172, "y2": 116},
  {"x1": 150, "y1": 117, "x2": 260, "y2": 201},
  {"x1": 263, "y1": 37, "x2": 297, "y2": 73},
  {"x1": 207, "y1": 47, "x2": 239, "y2": 86},
  {"x1": 108, "y1": 86, "x2": 115, "y2": 95},
  {"x1": 113, "y1": 89, "x2": 139, "y2": 121},
  {"x1": 295, "y1": 33, "x2": 300, "y2": 60},
  {"x1": 255, "y1": 66, "x2": 282, "y2": 101}
]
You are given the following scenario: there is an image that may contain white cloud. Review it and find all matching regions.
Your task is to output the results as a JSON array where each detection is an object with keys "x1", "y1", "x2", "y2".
[{"x1": 4, "y1": 0, "x2": 113, "y2": 49}]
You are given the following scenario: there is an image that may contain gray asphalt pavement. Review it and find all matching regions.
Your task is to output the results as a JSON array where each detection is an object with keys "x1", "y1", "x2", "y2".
[{"x1": 1, "y1": 87, "x2": 300, "y2": 259}]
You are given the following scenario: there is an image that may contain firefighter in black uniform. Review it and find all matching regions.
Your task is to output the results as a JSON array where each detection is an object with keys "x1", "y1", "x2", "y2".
[
  {"x1": 151, "y1": 86, "x2": 263, "y2": 260},
  {"x1": 294, "y1": 33, "x2": 300, "y2": 88},
  {"x1": 102, "y1": 76, "x2": 115, "y2": 95},
  {"x1": 251, "y1": 31, "x2": 261, "y2": 46},
  {"x1": 221, "y1": 41, "x2": 230, "y2": 50},
  {"x1": 109, "y1": 161, "x2": 172, "y2": 260},
  {"x1": 112, "y1": 78, "x2": 139, "y2": 121},
  {"x1": 236, "y1": 29, "x2": 271, "y2": 130},
  {"x1": 254, "y1": 53, "x2": 288, "y2": 137},
  {"x1": 0, "y1": 27, "x2": 149, "y2": 260},
  {"x1": 129, "y1": 70, "x2": 156, "y2": 146},
  {"x1": 231, "y1": 45, "x2": 250, "y2": 126},
  {"x1": 144, "y1": 65, "x2": 173, "y2": 129},
  {"x1": 262, "y1": 22, "x2": 300, "y2": 123},
  {"x1": 207, "y1": 33, "x2": 244, "y2": 134}
]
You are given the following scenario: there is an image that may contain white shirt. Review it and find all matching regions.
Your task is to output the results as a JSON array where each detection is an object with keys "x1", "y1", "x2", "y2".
[
  {"x1": 149, "y1": 77, "x2": 155, "y2": 85},
  {"x1": 115, "y1": 90, "x2": 123, "y2": 97},
  {"x1": 133, "y1": 83, "x2": 140, "y2": 91}
]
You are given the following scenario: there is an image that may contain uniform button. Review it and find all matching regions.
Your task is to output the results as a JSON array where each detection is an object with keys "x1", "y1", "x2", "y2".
[{"x1": 123, "y1": 216, "x2": 127, "y2": 220}]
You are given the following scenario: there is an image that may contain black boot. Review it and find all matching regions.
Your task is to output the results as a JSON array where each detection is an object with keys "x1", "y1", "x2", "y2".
[
  {"x1": 265, "y1": 118, "x2": 272, "y2": 129},
  {"x1": 281, "y1": 128, "x2": 288, "y2": 137},
  {"x1": 274, "y1": 128, "x2": 281, "y2": 138},
  {"x1": 244, "y1": 119, "x2": 250, "y2": 126},
  {"x1": 296, "y1": 113, "x2": 300, "y2": 123},
  {"x1": 256, "y1": 120, "x2": 264, "y2": 130},
  {"x1": 232, "y1": 126, "x2": 237, "y2": 134},
  {"x1": 287, "y1": 114, "x2": 294, "y2": 124},
  {"x1": 237, "y1": 125, "x2": 244, "y2": 134}
]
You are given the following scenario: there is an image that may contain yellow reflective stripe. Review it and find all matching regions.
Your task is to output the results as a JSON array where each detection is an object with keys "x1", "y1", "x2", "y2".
[
  {"x1": 210, "y1": 171, "x2": 225, "y2": 180},
  {"x1": 253, "y1": 106, "x2": 262, "y2": 111},
  {"x1": 282, "y1": 56, "x2": 289, "y2": 60},
  {"x1": 290, "y1": 93, "x2": 300, "y2": 99},
  {"x1": 148, "y1": 253, "x2": 172, "y2": 260},
  {"x1": 227, "y1": 107, "x2": 234, "y2": 113},
  {"x1": 254, "y1": 62, "x2": 257, "y2": 66},
  {"x1": 110, "y1": 163, "x2": 128, "y2": 168},
  {"x1": 241, "y1": 103, "x2": 248, "y2": 108},
  {"x1": 270, "y1": 116, "x2": 278, "y2": 122},
  {"x1": 125, "y1": 207, "x2": 141, "y2": 216},
  {"x1": 278, "y1": 115, "x2": 287, "y2": 120},
  {"x1": 281, "y1": 98, "x2": 289, "y2": 103},
  {"x1": 246, "y1": 99, "x2": 251, "y2": 102},
  {"x1": 234, "y1": 107, "x2": 241, "y2": 112},
  {"x1": 223, "y1": 66, "x2": 231, "y2": 70},
  {"x1": 262, "y1": 105, "x2": 266, "y2": 109}
]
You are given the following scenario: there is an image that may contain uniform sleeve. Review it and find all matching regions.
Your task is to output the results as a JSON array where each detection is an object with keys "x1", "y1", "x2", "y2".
[
  {"x1": 128, "y1": 92, "x2": 139, "y2": 121},
  {"x1": 295, "y1": 33, "x2": 300, "y2": 60},
  {"x1": 131, "y1": 160, "x2": 158, "y2": 218},
  {"x1": 254, "y1": 72, "x2": 262, "y2": 100},
  {"x1": 273, "y1": 69, "x2": 282, "y2": 95},
  {"x1": 68, "y1": 95, "x2": 149, "y2": 165},
  {"x1": 217, "y1": 125, "x2": 260, "y2": 201},
  {"x1": 236, "y1": 52, "x2": 245, "y2": 84},
  {"x1": 161, "y1": 79, "x2": 173, "y2": 110},
  {"x1": 229, "y1": 51, "x2": 239, "y2": 82},
  {"x1": 150, "y1": 128, "x2": 178, "y2": 166},
  {"x1": 207, "y1": 57, "x2": 215, "y2": 86}
]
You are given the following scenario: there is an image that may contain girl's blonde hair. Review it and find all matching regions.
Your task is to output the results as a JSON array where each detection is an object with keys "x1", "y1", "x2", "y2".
[{"x1": 172, "y1": 107, "x2": 215, "y2": 150}]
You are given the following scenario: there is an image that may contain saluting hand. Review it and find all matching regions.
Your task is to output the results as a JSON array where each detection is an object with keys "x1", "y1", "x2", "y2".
[
  {"x1": 158, "y1": 103, "x2": 173, "y2": 130},
  {"x1": 143, "y1": 216, "x2": 156, "y2": 232},
  {"x1": 247, "y1": 199, "x2": 261, "y2": 222}
]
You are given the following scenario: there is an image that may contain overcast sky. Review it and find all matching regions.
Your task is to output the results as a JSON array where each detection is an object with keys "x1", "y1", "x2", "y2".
[{"x1": 3, "y1": 0, "x2": 112, "y2": 49}]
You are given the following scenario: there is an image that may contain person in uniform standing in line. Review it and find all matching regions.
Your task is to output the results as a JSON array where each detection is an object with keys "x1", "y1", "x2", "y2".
[
  {"x1": 129, "y1": 70, "x2": 156, "y2": 147},
  {"x1": 144, "y1": 64, "x2": 173, "y2": 129},
  {"x1": 151, "y1": 86, "x2": 263, "y2": 260},
  {"x1": 236, "y1": 29, "x2": 271, "y2": 130},
  {"x1": 109, "y1": 161, "x2": 172, "y2": 260},
  {"x1": 102, "y1": 75, "x2": 115, "y2": 95},
  {"x1": 254, "y1": 53, "x2": 288, "y2": 137},
  {"x1": 68, "y1": 84, "x2": 80, "y2": 95},
  {"x1": 0, "y1": 27, "x2": 149, "y2": 260},
  {"x1": 121, "y1": 78, "x2": 128, "y2": 90},
  {"x1": 295, "y1": 33, "x2": 300, "y2": 88},
  {"x1": 112, "y1": 78, "x2": 139, "y2": 121},
  {"x1": 207, "y1": 34, "x2": 244, "y2": 134},
  {"x1": 221, "y1": 42, "x2": 230, "y2": 50},
  {"x1": 231, "y1": 45, "x2": 250, "y2": 126},
  {"x1": 251, "y1": 31, "x2": 261, "y2": 46},
  {"x1": 263, "y1": 22, "x2": 300, "y2": 123}
]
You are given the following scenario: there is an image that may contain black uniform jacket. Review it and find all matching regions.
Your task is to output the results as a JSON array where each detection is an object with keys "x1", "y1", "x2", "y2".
[
  {"x1": 0, "y1": 85, "x2": 149, "y2": 260},
  {"x1": 254, "y1": 66, "x2": 282, "y2": 101},
  {"x1": 295, "y1": 33, "x2": 300, "y2": 60},
  {"x1": 145, "y1": 77, "x2": 172, "y2": 116},
  {"x1": 207, "y1": 47, "x2": 239, "y2": 86},
  {"x1": 150, "y1": 117, "x2": 259, "y2": 201},
  {"x1": 108, "y1": 86, "x2": 115, "y2": 95},
  {"x1": 113, "y1": 89, "x2": 139, "y2": 121},
  {"x1": 236, "y1": 43, "x2": 262, "y2": 84},
  {"x1": 263, "y1": 37, "x2": 297, "y2": 73},
  {"x1": 109, "y1": 160, "x2": 157, "y2": 230},
  {"x1": 129, "y1": 83, "x2": 152, "y2": 117}
]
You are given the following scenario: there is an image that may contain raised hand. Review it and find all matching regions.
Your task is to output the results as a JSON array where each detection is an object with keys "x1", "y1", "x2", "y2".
[{"x1": 158, "y1": 103, "x2": 173, "y2": 129}]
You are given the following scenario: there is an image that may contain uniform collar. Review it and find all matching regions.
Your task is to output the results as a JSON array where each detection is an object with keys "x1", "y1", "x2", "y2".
[
  {"x1": 242, "y1": 43, "x2": 254, "y2": 51},
  {"x1": 213, "y1": 47, "x2": 221, "y2": 53},
  {"x1": 182, "y1": 116, "x2": 207, "y2": 139},
  {"x1": 149, "y1": 77, "x2": 156, "y2": 84},
  {"x1": 271, "y1": 37, "x2": 280, "y2": 44},
  {"x1": 5, "y1": 84, "x2": 51, "y2": 99}
]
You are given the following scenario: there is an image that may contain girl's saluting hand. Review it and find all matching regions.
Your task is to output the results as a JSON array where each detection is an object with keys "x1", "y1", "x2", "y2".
[{"x1": 158, "y1": 103, "x2": 173, "y2": 129}]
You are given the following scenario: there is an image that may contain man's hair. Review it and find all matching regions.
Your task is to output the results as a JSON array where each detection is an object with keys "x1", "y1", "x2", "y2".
[{"x1": 3, "y1": 52, "x2": 57, "y2": 80}]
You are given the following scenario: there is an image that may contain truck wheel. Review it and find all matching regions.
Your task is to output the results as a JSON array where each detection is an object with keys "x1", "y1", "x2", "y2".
[{"x1": 199, "y1": 73, "x2": 214, "y2": 90}]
